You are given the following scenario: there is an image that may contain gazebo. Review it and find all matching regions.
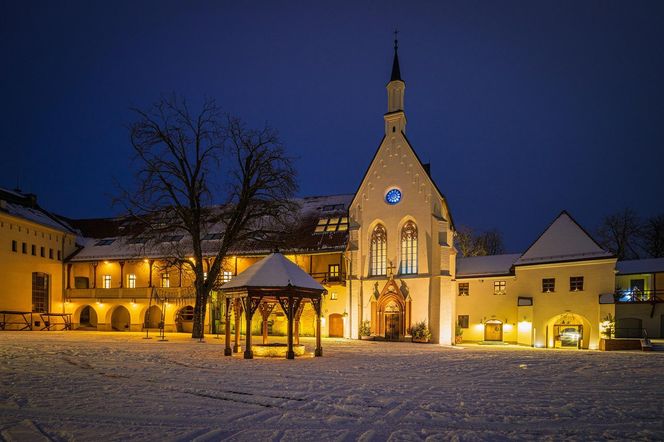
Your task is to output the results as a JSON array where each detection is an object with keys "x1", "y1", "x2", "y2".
[{"x1": 219, "y1": 253, "x2": 326, "y2": 359}]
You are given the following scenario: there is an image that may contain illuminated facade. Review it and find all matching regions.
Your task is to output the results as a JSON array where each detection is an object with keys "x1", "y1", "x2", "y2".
[{"x1": 1, "y1": 44, "x2": 661, "y2": 348}]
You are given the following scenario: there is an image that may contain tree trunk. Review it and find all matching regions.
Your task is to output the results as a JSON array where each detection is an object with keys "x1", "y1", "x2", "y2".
[{"x1": 192, "y1": 286, "x2": 208, "y2": 339}]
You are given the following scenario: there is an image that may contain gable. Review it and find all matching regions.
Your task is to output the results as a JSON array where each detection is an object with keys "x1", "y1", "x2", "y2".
[{"x1": 514, "y1": 211, "x2": 612, "y2": 266}]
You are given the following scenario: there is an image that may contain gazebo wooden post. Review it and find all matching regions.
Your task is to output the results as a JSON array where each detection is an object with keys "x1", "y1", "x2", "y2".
[
  {"x1": 233, "y1": 298, "x2": 242, "y2": 353},
  {"x1": 286, "y1": 295, "x2": 295, "y2": 359},
  {"x1": 312, "y1": 297, "x2": 323, "y2": 357},
  {"x1": 259, "y1": 302, "x2": 276, "y2": 345},
  {"x1": 294, "y1": 302, "x2": 305, "y2": 346},
  {"x1": 224, "y1": 296, "x2": 232, "y2": 356},
  {"x1": 241, "y1": 295, "x2": 262, "y2": 360}
]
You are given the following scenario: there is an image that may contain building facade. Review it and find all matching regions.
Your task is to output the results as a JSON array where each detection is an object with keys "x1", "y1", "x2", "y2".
[{"x1": 1, "y1": 45, "x2": 661, "y2": 348}]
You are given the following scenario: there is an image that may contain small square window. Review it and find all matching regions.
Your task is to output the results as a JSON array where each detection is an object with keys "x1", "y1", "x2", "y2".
[
  {"x1": 330, "y1": 292, "x2": 338, "y2": 300},
  {"x1": 570, "y1": 276, "x2": 584, "y2": 291},
  {"x1": 493, "y1": 280, "x2": 506, "y2": 295},
  {"x1": 328, "y1": 264, "x2": 340, "y2": 280},
  {"x1": 458, "y1": 282, "x2": 469, "y2": 296},
  {"x1": 542, "y1": 278, "x2": 555, "y2": 293},
  {"x1": 458, "y1": 315, "x2": 469, "y2": 329}
]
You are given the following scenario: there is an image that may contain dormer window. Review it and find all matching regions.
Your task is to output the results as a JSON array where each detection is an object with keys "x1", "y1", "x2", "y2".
[
  {"x1": 95, "y1": 239, "x2": 116, "y2": 246},
  {"x1": 315, "y1": 217, "x2": 349, "y2": 233},
  {"x1": 203, "y1": 233, "x2": 222, "y2": 240}
]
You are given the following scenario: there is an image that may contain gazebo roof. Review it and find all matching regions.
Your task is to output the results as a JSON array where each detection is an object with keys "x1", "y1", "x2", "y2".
[{"x1": 220, "y1": 252, "x2": 325, "y2": 293}]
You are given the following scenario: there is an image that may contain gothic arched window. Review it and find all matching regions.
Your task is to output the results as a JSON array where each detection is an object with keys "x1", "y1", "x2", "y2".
[
  {"x1": 400, "y1": 221, "x2": 418, "y2": 275},
  {"x1": 370, "y1": 224, "x2": 387, "y2": 276}
]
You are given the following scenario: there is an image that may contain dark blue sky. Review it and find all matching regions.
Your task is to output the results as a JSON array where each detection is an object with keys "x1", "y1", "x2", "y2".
[{"x1": 2, "y1": 1, "x2": 663, "y2": 251}]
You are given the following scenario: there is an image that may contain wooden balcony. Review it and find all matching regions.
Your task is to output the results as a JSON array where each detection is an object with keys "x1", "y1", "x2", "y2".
[
  {"x1": 614, "y1": 289, "x2": 664, "y2": 304},
  {"x1": 309, "y1": 271, "x2": 346, "y2": 286}
]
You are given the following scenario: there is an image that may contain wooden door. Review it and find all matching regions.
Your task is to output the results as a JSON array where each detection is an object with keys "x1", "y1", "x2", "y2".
[
  {"x1": 385, "y1": 314, "x2": 400, "y2": 341},
  {"x1": 329, "y1": 314, "x2": 343, "y2": 337},
  {"x1": 484, "y1": 321, "x2": 503, "y2": 341}
]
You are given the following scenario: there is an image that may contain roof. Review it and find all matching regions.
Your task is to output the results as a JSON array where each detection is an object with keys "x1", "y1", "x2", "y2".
[
  {"x1": 390, "y1": 44, "x2": 402, "y2": 82},
  {"x1": 616, "y1": 258, "x2": 664, "y2": 275},
  {"x1": 67, "y1": 194, "x2": 353, "y2": 262},
  {"x1": 513, "y1": 211, "x2": 612, "y2": 266},
  {"x1": 0, "y1": 187, "x2": 74, "y2": 233},
  {"x1": 220, "y1": 253, "x2": 325, "y2": 292},
  {"x1": 456, "y1": 254, "x2": 521, "y2": 278}
]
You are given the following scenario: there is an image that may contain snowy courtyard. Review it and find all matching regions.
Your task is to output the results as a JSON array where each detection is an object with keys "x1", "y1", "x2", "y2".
[{"x1": 1, "y1": 332, "x2": 663, "y2": 441}]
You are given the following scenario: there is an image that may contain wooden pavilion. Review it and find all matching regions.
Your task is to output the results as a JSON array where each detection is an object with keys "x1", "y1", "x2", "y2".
[{"x1": 219, "y1": 253, "x2": 326, "y2": 359}]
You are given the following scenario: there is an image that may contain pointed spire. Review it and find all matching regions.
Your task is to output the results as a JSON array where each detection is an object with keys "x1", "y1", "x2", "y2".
[{"x1": 390, "y1": 29, "x2": 402, "y2": 81}]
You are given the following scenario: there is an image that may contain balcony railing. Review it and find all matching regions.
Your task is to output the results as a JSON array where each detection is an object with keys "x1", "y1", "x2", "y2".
[
  {"x1": 309, "y1": 271, "x2": 346, "y2": 286},
  {"x1": 66, "y1": 287, "x2": 153, "y2": 300},
  {"x1": 613, "y1": 289, "x2": 664, "y2": 304}
]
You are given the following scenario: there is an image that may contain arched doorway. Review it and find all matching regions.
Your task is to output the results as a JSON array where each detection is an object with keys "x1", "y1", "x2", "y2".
[
  {"x1": 145, "y1": 305, "x2": 163, "y2": 329},
  {"x1": 371, "y1": 279, "x2": 411, "y2": 340},
  {"x1": 111, "y1": 306, "x2": 131, "y2": 331},
  {"x1": 176, "y1": 305, "x2": 194, "y2": 333},
  {"x1": 329, "y1": 313, "x2": 344, "y2": 337},
  {"x1": 547, "y1": 312, "x2": 591, "y2": 349},
  {"x1": 78, "y1": 305, "x2": 98, "y2": 329},
  {"x1": 484, "y1": 319, "x2": 503, "y2": 341}
]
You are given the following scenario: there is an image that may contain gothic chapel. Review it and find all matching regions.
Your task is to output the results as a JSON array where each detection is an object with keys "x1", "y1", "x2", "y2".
[{"x1": 348, "y1": 39, "x2": 456, "y2": 344}]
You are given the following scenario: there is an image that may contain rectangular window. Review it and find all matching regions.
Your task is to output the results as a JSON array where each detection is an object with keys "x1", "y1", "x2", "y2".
[
  {"x1": 161, "y1": 273, "x2": 170, "y2": 288},
  {"x1": 458, "y1": 315, "x2": 469, "y2": 329},
  {"x1": 330, "y1": 292, "x2": 338, "y2": 300},
  {"x1": 220, "y1": 271, "x2": 232, "y2": 283},
  {"x1": 328, "y1": 264, "x2": 340, "y2": 281},
  {"x1": 11, "y1": 240, "x2": 17, "y2": 252},
  {"x1": 57, "y1": 251, "x2": 61, "y2": 261},
  {"x1": 494, "y1": 280, "x2": 506, "y2": 295},
  {"x1": 458, "y1": 283, "x2": 469, "y2": 296},
  {"x1": 32, "y1": 272, "x2": 49, "y2": 313},
  {"x1": 22, "y1": 242, "x2": 27, "y2": 254},
  {"x1": 542, "y1": 278, "x2": 555, "y2": 293},
  {"x1": 103, "y1": 275, "x2": 112, "y2": 289},
  {"x1": 127, "y1": 274, "x2": 136, "y2": 289},
  {"x1": 49, "y1": 249, "x2": 53, "y2": 259},
  {"x1": 40, "y1": 246, "x2": 45, "y2": 257},
  {"x1": 31, "y1": 244, "x2": 36, "y2": 256},
  {"x1": 570, "y1": 276, "x2": 584, "y2": 291}
]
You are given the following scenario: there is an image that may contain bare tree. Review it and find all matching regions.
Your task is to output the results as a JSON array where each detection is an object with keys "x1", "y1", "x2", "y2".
[
  {"x1": 641, "y1": 214, "x2": 664, "y2": 258},
  {"x1": 454, "y1": 226, "x2": 505, "y2": 257},
  {"x1": 121, "y1": 95, "x2": 297, "y2": 339},
  {"x1": 597, "y1": 208, "x2": 641, "y2": 260}
]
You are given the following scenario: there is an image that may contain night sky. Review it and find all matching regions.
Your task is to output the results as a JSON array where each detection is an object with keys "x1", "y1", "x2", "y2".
[{"x1": 2, "y1": 1, "x2": 663, "y2": 252}]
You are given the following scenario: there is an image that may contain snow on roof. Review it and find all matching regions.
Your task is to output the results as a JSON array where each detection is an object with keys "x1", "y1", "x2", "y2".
[
  {"x1": 616, "y1": 258, "x2": 664, "y2": 275},
  {"x1": 221, "y1": 253, "x2": 325, "y2": 291},
  {"x1": 514, "y1": 211, "x2": 612, "y2": 266},
  {"x1": 0, "y1": 188, "x2": 74, "y2": 233},
  {"x1": 456, "y1": 254, "x2": 521, "y2": 278}
]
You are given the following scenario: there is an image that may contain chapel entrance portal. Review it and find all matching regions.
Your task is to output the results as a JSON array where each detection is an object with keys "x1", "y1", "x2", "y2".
[{"x1": 484, "y1": 320, "x2": 503, "y2": 341}]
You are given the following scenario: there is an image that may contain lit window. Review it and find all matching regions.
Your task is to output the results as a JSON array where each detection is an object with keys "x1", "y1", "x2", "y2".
[
  {"x1": 542, "y1": 278, "x2": 555, "y2": 293},
  {"x1": 161, "y1": 273, "x2": 170, "y2": 288},
  {"x1": 494, "y1": 280, "x2": 506, "y2": 295},
  {"x1": 458, "y1": 315, "x2": 469, "y2": 329},
  {"x1": 385, "y1": 188, "x2": 402, "y2": 205},
  {"x1": 127, "y1": 274, "x2": 136, "y2": 289},
  {"x1": 370, "y1": 224, "x2": 387, "y2": 276},
  {"x1": 221, "y1": 271, "x2": 232, "y2": 283},
  {"x1": 103, "y1": 275, "x2": 112, "y2": 289},
  {"x1": 458, "y1": 283, "x2": 469, "y2": 296},
  {"x1": 330, "y1": 292, "x2": 338, "y2": 300},
  {"x1": 328, "y1": 264, "x2": 340, "y2": 281},
  {"x1": 203, "y1": 272, "x2": 208, "y2": 281},
  {"x1": 400, "y1": 221, "x2": 417, "y2": 275},
  {"x1": 570, "y1": 276, "x2": 584, "y2": 291},
  {"x1": 314, "y1": 217, "x2": 349, "y2": 233}
]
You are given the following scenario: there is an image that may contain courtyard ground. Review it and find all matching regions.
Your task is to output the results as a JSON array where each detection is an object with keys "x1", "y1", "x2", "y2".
[{"x1": 0, "y1": 331, "x2": 662, "y2": 441}]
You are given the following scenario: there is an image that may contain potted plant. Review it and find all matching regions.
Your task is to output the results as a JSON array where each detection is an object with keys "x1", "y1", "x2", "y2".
[
  {"x1": 455, "y1": 324, "x2": 464, "y2": 344},
  {"x1": 410, "y1": 321, "x2": 432, "y2": 343},
  {"x1": 359, "y1": 320, "x2": 372, "y2": 340}
]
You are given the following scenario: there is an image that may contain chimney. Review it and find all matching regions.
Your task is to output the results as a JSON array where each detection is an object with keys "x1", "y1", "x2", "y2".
[
  {"x1": 423, "y1": 163, "x2": 431, "y2": 177},
  {"x1": 26, "y1": 193, "x2": 37, "y2": 208}
]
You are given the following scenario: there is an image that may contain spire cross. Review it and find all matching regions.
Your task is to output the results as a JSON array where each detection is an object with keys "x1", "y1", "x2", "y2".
[{"x1": 393, "y1": 29, "x2": 399, "y2": 51}]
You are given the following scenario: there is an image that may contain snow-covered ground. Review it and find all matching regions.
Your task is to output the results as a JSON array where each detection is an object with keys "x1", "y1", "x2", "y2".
[{"x1": 1, "y1": 332, "x2": 663, "y2": 441}]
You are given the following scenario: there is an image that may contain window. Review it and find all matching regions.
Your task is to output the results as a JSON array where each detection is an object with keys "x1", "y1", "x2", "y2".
[
  {"x1": 220, "y1": 271, "x2": 232, "y2": 283},
  {"x1": 40, "y1": 246, "x2": 45, "y2": 257},
  {"x1": 570, "y1": 276, "x2": 584, "y2": 291},
  {"x1": 11, "y1": 240, "x2": 17, "y2": 252},
  {"x1": 203, "y1": 272, "x2": 208, "y2": 281},
  {"x1": 127, "y1": 237, "x2": 147, "y2": 245},
  {"x1": 330, "y1": 292, "x2": 338, "y2": 300},
  {"x1": 458, "y1": 283, "x2": 469, "y2": 296},
  {"x1": 328, "y1": 264, "x2": 340, "y2": 281},
  {"x1": 127, "y1": 274, "x2": 136, "y2": 289},
  {"x1": 494, "y1": 280, "x2": 506, "y2": 295},
  {"x1": 103, "y1": 275, "x2": 112, "y2": 289},
  {"x1": 32, "y1": 272, "x2": 49, "y2": 313},
  {"x1": 400, "y1": 221, "x2": 417, "y2": 275},
  {"x1": 49, "y1": 249, "x2": 53, "y2": 259},
  {"x1": 315, "y1": 217, "x2": 349, "y2": 233},
  {"x1": 458, "y1": 315, "x2": 469, "y2": 329},
  {"x1": 370, "y1": 224, "x2": 387, "y2": 276},
  {"x1": 95, "y1": 239, "x2": 116, "y2": 246},
  {"x1": 202, "y1": 233, "x2": 222, "y2": 240},
  {"x1": 321, "y1": 204, "x2": 345, "y2": 212},
  {"x1": 542, "y1": 278, "x2": 555, "y2": 293},
  {"x1": 161, "y1": 274, "x2": 170, "y2": 288},
  {"x1": 22, "y1": 242, "x2": 27, "y2": 254},
  {"x1": 31, "y1": 244, "x2": 36, "y2": 256},
  {"x1": 57, "y1": 251, "x2": 61, "y2": 261}
]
